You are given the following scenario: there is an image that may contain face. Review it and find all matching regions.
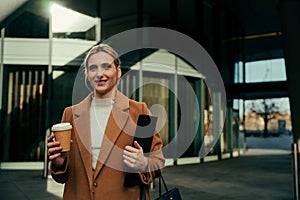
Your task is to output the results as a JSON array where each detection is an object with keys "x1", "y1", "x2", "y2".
[{"x1": 87, "y1": 51, "x2": 121, "y2": 99}]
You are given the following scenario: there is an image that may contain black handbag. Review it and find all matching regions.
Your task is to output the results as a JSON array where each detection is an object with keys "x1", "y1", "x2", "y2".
[{"x1": 154, "y1": 173, "x2": 182, "y2": 200}]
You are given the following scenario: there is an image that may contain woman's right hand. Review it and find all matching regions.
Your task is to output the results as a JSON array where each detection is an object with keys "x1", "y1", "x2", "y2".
[{"x1": 47, "y1": 133, "x2": 66, "y2": 169}]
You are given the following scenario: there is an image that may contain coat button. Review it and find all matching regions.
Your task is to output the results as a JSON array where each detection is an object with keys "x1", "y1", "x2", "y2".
[{"x1": 93, "y1": 182, "x2": 97, "y2": 187}]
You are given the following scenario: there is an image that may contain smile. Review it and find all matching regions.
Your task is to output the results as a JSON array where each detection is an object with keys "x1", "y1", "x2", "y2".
[{"x1": 95, "y1": 79, "x2": 107, "y2": 85}]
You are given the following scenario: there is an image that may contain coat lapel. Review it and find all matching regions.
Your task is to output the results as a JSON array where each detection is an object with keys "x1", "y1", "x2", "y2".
[
  {"x1": 72, "y1": 94, "x2": 93, "y2": 187},
  {"x1": 93, "y1": 91, "x2": 131, "y2": 179}
]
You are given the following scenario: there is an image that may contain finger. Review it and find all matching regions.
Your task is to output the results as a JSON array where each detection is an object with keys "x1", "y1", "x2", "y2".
[
  {"x1": 124, "y1": 145, "x2": 138, "y2": 153},
  {"x1": 133, "y1": 141, "x2": 142, "y2": 150},
  {"x1": 123, "y1": 157, "x2": 139, "y2": 169},
  {"x1": 123, "y1": 154, "x2": 136, "y2": 164},
  {"x1": 47, "y1": 134, "x2": 55, "y2": 143},
  {"x1": 48, "y1": 146, "x2": 62, "y2": 154},
  {"x1": 47, "y1": 141, "x2": 60, "y2": 149},
  {"x1": 123, "y1": 150, "x2": 138, "y2": 159},
  {"x1": 49, "y1": 152, "x2": 61, "y2": 161},
  {"x1": 123, "y1": 159, "x2": 135, "y2": 168},
  {"x1": 123, "y1": 156, "x2": 135, "y2": 167}
]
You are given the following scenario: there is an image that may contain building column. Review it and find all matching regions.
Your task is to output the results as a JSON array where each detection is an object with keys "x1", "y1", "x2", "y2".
[
  {"x1": 194, "y1": 79, "x2": 204, "y2": 156},
  {"x1": 226, "y1": 107, "x2": 233, "y2": 156},
  {"x1": 0, "y1": 28, "x2": 4, "y2": 164},
  {"x1": 278, "y1": 0, "x2": 300, "y2": 143}
]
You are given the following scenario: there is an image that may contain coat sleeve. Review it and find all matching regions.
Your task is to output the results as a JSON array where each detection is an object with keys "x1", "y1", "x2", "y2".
[
  {"x1": 138, "y1": 103, "x2": 165, "y2": 184},
  {"x1": 50, "y1": 107, "x2": 72, "y2": 184}
]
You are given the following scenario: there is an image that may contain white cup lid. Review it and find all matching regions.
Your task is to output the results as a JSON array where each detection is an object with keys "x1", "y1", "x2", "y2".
[{"x1": 51, "y1": 122, "x2": 72, "y2": 131}]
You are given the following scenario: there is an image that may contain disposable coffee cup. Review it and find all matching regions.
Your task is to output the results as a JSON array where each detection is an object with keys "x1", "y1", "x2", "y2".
[{"x1": 51, "y1": 122, "x2": 72, "y2": 152}]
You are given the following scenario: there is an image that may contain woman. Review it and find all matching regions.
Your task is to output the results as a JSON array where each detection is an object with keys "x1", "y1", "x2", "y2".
[{"x1": 47, "y1": 44, "x2": 164, "y2": 200}]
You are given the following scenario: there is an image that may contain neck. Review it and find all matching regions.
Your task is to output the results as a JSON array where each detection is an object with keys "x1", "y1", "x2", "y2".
[
  {"x1": 93, "y1": 88, "x2": 117, "y2": 99},
  {"x1": 92, "y1": 96, "x2": 115, "y2": 106}
]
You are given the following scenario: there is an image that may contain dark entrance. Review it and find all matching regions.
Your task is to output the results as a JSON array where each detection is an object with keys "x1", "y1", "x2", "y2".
[{"x1": 1, "y1": 65, "x2": 47, "y2": 162}]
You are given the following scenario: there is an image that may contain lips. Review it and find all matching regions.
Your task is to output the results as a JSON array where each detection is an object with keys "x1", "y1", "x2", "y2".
[{"x1": 95, "y1": 79, "x2": 107, "y2": 86}]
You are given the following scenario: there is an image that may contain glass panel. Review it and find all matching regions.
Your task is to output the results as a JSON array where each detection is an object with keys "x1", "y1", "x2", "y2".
[
  {"x1": 244, "y1": 97, "x2": 291, "y2": 137},
  {"x1": 245, "y1": 58, "x2": 286, "y2": 83},
  {"x1": 233, "y1": 99, "x2": 244, "y2": 123},
  {"x1": 177, "y1": 76, "x2": 197, "y2": 157},
  {"x1": 234, "y1": 61, "x2": 243, "y2": 83},
  {"x1": 141, "y1": 72, "x2": 170, "y2": 146},
  {"x1": 118, "y1": 68, "x2": 139, "y2": 100},
  {"x1": 120, "y1": 49, "x2": 203, "y2": 157}
]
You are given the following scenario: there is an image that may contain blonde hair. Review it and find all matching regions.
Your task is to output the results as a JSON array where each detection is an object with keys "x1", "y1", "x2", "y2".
[{"x1": 83, "y1": 44, "x2": 121, "y2": 75}]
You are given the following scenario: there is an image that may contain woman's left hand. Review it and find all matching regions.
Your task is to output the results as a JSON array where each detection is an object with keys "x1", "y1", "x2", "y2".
[{"x1": 123, "y1": 141, "x2": 148, "y2": 171}]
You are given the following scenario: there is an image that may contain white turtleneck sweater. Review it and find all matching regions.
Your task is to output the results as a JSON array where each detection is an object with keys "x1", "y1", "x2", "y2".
[{"x1": 90, "y1": 97, "x2": 113, "y2": 170}]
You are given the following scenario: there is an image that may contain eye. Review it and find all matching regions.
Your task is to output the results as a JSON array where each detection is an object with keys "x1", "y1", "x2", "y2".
[
  {"x1": 102, "y1": 63, "x2": 112, "y2": 70},
  {"x1": 88, "y1": 65, "x2": 97, "y2": 71}
]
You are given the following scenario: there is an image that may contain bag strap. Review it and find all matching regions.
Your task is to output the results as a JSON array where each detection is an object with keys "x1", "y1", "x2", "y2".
[
  {"x1": 140, "y1": 184, "x2": 146, "y2": 200},
  {"x1": 158, "y1": 174, "x2": 162, "y2": 196},
  {"x1": 158, "y1": 171, "x2": 170, "y2": 196}
]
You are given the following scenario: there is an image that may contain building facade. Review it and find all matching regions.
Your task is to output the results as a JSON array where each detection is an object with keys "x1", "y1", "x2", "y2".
[{"x1": 0, "y1": 0, "x2": 247, "y2": 166}]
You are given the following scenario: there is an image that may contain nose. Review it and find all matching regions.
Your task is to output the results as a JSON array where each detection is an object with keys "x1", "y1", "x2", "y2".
[{"x1": 96, "y1": 67, "x2": 104, "y2": 76}]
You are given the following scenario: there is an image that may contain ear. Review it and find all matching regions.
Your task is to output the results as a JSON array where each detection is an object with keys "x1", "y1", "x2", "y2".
[{"x1": 117, "y1": 66, "x2": 122, "y2": 79}]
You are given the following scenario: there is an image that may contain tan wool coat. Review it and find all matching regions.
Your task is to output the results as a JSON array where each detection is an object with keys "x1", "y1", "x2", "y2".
[{"x1": 51, "y1": 91, "x2": 164, "y2": 200}]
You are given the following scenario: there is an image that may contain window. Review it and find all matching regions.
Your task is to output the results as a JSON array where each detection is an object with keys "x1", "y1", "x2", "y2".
[
  {"x1": 245, "y1": 58, "x2": 286, "y2": 83},
  {"x1": 234, "y1": 61, "x2": 243, "y2": 83},
  {"x1": 234, "y1": 58, "x2": 286, "y2": 84}
]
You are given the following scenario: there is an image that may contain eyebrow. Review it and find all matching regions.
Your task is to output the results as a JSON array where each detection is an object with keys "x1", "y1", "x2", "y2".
[
  {"x1": 101, "y1": 63, "x2": 113, "y2": 67},
  {"x1": 87, "y1": 62, "x2": 114, "y2": 69}
]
